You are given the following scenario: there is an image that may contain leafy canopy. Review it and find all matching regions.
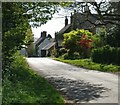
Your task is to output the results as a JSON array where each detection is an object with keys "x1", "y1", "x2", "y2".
[{"x1": 2, "y1": 2, "x2": 59, "y2": 70}]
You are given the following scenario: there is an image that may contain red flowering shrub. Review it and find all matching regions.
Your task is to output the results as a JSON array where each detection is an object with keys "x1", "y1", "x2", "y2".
[
  {"x1": 79, "y1": 34, "x2": 93, "y2": 58},
  {"x1": 63, "y1": 29, "x2": 96, "y2": 59},
  {"x1": 79, "y1": 34, "x2": 93, "y2": 49}
]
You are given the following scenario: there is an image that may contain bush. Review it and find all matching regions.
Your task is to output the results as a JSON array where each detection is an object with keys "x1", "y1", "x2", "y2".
[
  {"x1": 63, "y1": 29, "x2": 94, "y2": 56},
  {"x1": 62, "y1": 52, "x2": 80, "y2": 60},
  {"x1": 105, "y1": 25, "x2": 120, "y2": 47},
  {"x1": 51, "y1": 49, "x2": 59, "y2": 57},
  {"x1": 92, "y1": 45, "x2": 120, "y2": 65},
  {"x1": 73, "y1": 52, "x2": 80, "y2": 59},
  {"x1": 59, "y1": 48, "x2": 67, "y2": 56},
  {"x1": 62, "y1": 53, "x2": 69, "y2": 59}
]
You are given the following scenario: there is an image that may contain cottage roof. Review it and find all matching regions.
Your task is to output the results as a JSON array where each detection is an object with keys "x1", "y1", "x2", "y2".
[
  {"x1": 42, "y1": 42, "x2": 56, "y2": 50},
  {"x1": 95, "y1": 20, "x2": 105, "y2": 26},
  {"x1": 57, "y1": 24, "x2": 71, "y2": 35},
  {"x1": 35, "y1": 37, "x2": 45, "y2": 46},
  {"x1": 57, "y1": 13, "x2": 99, "y2": 36},
  {"x1": 75, "y1": 13, "x2": 98, "y2": 27},
  {"x1": 81, "y1": 21, "x2": 95, "y2": 29}
]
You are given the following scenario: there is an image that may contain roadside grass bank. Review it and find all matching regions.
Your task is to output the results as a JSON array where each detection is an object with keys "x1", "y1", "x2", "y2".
[
  {"x1": 2, "y1": 53, "x2": 64, "y2": 105},
  {"x1": 54, "y1": 58, "x2": 120, "y2": 73}
]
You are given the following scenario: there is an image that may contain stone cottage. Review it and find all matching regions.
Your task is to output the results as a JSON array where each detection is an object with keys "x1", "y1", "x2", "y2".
[
  {"x1": 55, "y1": 5, "x2": 105, "y2": 48},
  {"x1": 35, "y1": 31, "x2": 56, "y2": 57}
]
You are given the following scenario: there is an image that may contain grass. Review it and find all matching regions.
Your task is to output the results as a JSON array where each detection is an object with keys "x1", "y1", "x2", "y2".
[
  {"x1": 54, "y1": 58, "x2": 120, "y2": 73},
  {"x1": 2, "y1": 53, "x2": 64, "y2": 105}
]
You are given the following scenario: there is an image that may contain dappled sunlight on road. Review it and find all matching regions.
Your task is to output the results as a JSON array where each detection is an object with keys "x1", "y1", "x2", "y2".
[{"x1": 26, "y1": 57, "x2": 118, "y2": 103}]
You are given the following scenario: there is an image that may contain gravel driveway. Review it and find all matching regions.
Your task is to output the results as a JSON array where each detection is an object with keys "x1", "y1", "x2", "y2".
[{"x1": 26, "y1": 57, "x2": 119, "y2": 104}]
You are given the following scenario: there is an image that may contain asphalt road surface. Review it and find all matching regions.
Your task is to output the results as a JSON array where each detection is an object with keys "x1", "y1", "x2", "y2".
[{"x1": 26, "y1": 57, "x2": 119, "y2": 104}]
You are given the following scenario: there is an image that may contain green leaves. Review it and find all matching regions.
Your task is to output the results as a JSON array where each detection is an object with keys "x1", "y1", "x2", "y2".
[
  {"x1": 63, "y1": 29, "x2": 94, "y2": 55},
  {"x1": 2, "y1": 53, "x2": 64, "y2": 104},
  {"x1": 2, "y1": 2, "x2": 58, "y2": 70},
  {"x1": 92, "y1": 45, "x2": 120, "y2": 65},
  {"x1": 106, "y1": 25, "x2": 120, "y2": 47},
  {"x1": 24, "y1": 28, "x2": 34, "y2": 45},
  {"x1": 24, "y1": 2, "x2": 58, "y2": 27}
]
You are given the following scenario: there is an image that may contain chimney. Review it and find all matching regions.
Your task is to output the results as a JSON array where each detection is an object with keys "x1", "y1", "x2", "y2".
[
  {"x1": 65, "y1": 16, "x2": 68, "y2": 26},
  {"x1": 84, "y1": 4, "x2": 90, "y2": 13},
  {"x1": 41, "y1": 31, "x2": 47, "y2": 38},
  {"x1": 70, "y1": 13, "x2": 73, "y2": 24}
]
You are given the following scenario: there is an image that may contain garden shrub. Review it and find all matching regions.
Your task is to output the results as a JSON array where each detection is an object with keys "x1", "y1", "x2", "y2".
[
  {"x1": 92, "y1": 45, "x2": 120, "y2": 65},
  {"x1": 51, "y1": 49, "x2": 59, "y2": 57},
  {"x1": 73, "y1": 52, "x2": 80, "y2": 59},
  {"x1": 62, "y1": 29, "x2": 96, "y2": 59},
  {"x1": 59, "y1": 48, "x2": 67, "y2": 56},
  {"x1": 62, "y1": 52, "x2": 80, "y2": 60},
  {"x1": 62, "y1": 53, "x2": 70, "y2": 60},
  {"x1": 105, "y1": 25, "x2": 120, "y2": 47}
]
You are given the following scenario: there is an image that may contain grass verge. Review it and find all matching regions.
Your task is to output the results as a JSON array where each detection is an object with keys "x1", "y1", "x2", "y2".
[
  {"x1": 2, "y1": 53, "x2": 64, "y2": 105},
  {"x1": 54, "y1": 58, "x2": 120, "y2": 73}
]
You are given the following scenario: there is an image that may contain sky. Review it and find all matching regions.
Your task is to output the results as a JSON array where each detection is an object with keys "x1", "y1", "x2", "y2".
[{"x1": 31, "y1": 7, "x2": 72, "y2": 40}]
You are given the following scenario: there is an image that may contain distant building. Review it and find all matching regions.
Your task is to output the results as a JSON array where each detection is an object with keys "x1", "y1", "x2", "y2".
[
  {"x1": 41, "y1": 42, "x2": 56, "y2": 57},
  {"x1": 35, "y1": 31, "x2": 56, "y2": 57}
]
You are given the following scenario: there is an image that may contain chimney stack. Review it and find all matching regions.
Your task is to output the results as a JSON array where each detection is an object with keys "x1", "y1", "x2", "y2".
[
  {"x1": 84, "y1": 4, "x2": 90, "y2": 13},
  {"x1": 41, "y1": 31, "x2": 47, "y2": 38},
  {"x1": 65, "y1": 16, "x2": 68, "y2": 26},
  {"x1": 70, "y1": 13, "x2": 73, "y2": 24}
]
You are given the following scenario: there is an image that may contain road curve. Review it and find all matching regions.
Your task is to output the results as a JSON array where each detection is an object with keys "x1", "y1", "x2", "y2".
[{"x1": 26, "y1": 57, "x2": 118, "y2": 104}]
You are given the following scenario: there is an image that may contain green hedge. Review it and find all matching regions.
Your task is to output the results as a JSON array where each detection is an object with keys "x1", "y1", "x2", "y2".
[
  {"x1": 62, "y1": 52, "x2": 80, "y2": 60},
  {"x1": 92, "y1": 45, "x2": 120, "y2": 65},
  {"x1": 59, "y1": 48, "x2": 67, "y2": 56}
]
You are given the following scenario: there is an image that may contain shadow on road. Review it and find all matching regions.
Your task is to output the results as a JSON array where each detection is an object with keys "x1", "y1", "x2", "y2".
[{"x1": 47, "y1": 77, "x2": 110, "y2": 103}]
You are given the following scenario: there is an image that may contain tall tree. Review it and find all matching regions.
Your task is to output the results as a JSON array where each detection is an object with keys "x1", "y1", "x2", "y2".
[
  {"x1": 65, "y1": 1, "x2": 120, "y2": 25},
  {"x1": 2, "y1": 2, "x2": 58, "y2": 71}
]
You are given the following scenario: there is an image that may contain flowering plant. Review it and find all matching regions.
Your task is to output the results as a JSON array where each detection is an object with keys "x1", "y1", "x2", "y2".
[
  {"x1": 79, "y1": 34, "x2": 93, "y2": 58},
  {"x1": 79, "y1": 34, "x2": 92, "y2": 49}
]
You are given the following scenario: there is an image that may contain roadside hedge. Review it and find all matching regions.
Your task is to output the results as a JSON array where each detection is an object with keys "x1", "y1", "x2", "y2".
[
  {"x1": 62, "y1": 52, "x2": 80, "y2": 60},
  {"x1": 91, "y1": 45, "x2": 120, "y2": 65},
  {"x1": 2, "y1": 52, "x2": 64, "y2": 104}
]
